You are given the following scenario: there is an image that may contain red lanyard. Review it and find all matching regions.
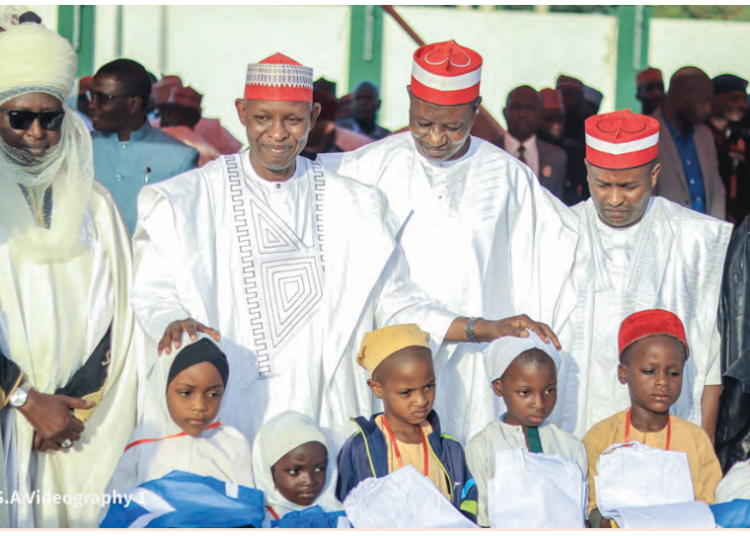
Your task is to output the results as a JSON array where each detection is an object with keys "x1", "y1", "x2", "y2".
[
  {"x1": 124, "y1": 421, "x2": 223, "y2": 452},
  {"x1": 266, "y1": 506, "x2": 280, "y2": 520},
  {"x1": 625, "y1": 409, "x2": 671, "y2": 451},
  {"x1": 381, "y1": 416, "x2": 429, "y2": 477}
]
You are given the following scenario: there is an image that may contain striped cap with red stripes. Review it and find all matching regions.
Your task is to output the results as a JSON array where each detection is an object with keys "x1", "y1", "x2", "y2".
[
  {"x1": 410, "y1": 40, "x2": 482, "y2": 106},
  {"x1": 585, "y1": 109, "x2": 659, "y2": 170}
]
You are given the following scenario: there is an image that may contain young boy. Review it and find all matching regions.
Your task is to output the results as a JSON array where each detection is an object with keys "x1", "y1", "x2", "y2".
[
  {"x1": 583, "y1": 309, "x2": 723, "y2": 528},
  {"x1": 336, "y1": 324, "x2": 478, "y2": 523},
  {"x1": 466, "y1": 330, "x2": 587, "y2": 527}
]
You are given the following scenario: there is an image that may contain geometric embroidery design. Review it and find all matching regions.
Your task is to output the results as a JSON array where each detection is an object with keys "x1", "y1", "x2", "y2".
[
  {"x1": 261, "y1": 256, "x2": 323, "y2": 348},
  {"x1": 251, "y1": 198, "x2": 302, "y2": 254},
  {"x1": 226, "y1": 155, "x2": 326, "y2": 376}
]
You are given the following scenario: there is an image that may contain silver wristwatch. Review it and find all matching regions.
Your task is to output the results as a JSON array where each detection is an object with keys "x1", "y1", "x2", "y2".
[
  {"x1": 9, "y1": 382, "x2": 32, "y2": 408},
  {"x1": 465, "y1": 317, "x2": 484, "y2": 344}
]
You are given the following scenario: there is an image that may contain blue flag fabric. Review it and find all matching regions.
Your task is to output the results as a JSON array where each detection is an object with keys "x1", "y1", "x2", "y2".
[
  {"x1": 711, "y1": 499, "x2": 750, "y2": 528},
  {"x1": 271, "y1": 506, "x2": 348, "y2": 528},
  {"x1": 100, "y1": 470, "x2": 265, "y2": 528}
]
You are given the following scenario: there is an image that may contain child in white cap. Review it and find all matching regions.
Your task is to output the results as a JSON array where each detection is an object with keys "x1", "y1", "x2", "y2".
[{"x1": 466, "y1": 330, "x2": 586, "y2": 527}]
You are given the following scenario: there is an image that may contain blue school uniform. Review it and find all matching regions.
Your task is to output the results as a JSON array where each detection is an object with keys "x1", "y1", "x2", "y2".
[{"x1": 336, "y1": 410, "x2": 478, "y2": 523}]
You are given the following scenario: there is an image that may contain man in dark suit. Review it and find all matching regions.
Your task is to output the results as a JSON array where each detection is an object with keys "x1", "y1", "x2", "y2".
[
  {"x1": 652, "y1": 66, "x2": 726, "y2": 220},
  {"x1": 707, "y1": 74, "x2": 750, "y2": 225},
  {"x1": 538, "y1": 88, "x2": 588, "y2": 206},
  {"x1": 495, "y1": 85, "x2": 567, "y2": 201}
]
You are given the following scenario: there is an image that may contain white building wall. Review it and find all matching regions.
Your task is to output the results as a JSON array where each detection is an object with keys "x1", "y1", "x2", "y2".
[
  {"x1": 649, "y1": 17, "x2": 750, "y2": 84},
  {"x1": 380, "y1": 7, "x2": 618, "y2": 131},
  {"x1": 27, "y1": 4, "x2": 57, "y2": 31}
]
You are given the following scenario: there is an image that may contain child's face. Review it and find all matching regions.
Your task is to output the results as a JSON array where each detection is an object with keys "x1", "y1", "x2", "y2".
[
  {"x1": 368, "y1": 347, "x2": 436, "y2": 427},
  {"x1": 618, "y1": 335, "x2": 686, "y2": 414},
  {"x1": 493, "y1": 358, "x2": 557, "y2": 427},
  {"x1": 271, "y1": 440, "x2": 328, "y2": 507},
  {"x1": 166, "y1": 361, "x2": 224, "y2": 437}
]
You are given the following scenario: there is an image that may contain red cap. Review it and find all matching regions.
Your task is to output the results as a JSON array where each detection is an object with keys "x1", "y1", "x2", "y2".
[
  {"x1": 244, "y1": 53, "x2": 313, "y2": 103},
  {"x1": 619, "y1": 309, "x2": 689, "y2": 359},
  {"x1": 169, "y1": 86, "x2": 202, "y2": 110},
  {"x1": 78, "y1": 75, "x2": 92, "y2": 95},
  {"x1": 585, "y1": 109, "x2": 659, "y2": 170},
  {"x1": 411, "y1": 40, "x2": 482, "y2": 106},
  {"x1": 636, "y1": 67, "x2": 663, "y2": 88},
  {"x1": 540, "y1": 88, "x2": 564, "y2": 111},
  {"x1": 153, "y1": 75, "x2": 183, "y2": 105},
  {"x1": 556, "y1": 74, "x2": 584, "y2": 92}
]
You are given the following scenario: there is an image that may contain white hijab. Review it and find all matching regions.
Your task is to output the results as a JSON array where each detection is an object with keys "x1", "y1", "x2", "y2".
[
  {"x1": 252, "y1": 411, "x2": 343, "y2": 519},
  {"x1": 106, "y1": 334, "x2": 254, "y2": 495}
]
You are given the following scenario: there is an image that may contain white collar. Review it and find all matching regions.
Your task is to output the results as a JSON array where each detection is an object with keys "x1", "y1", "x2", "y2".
[{"x1": 412, "y1": 135, "x2": 478, "y2": 170}]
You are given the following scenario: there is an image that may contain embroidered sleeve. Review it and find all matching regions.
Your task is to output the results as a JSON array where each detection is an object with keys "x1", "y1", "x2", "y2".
[
  {"x1": 0, "y1": 348, "x2": 23, "y2": 410},
  {"x1": 54, "y1": 327, "x2": 112, "y2": 423}
]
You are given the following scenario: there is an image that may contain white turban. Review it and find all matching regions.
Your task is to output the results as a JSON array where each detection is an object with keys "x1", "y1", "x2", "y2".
[
  {"x1": 0, "y1": 22, "x2": 77, "y2": 103},
  {"x1": 483, "y1": 330, "x2": 561, "y2": 383},
  {"x1": 0, "y1": 22, "x2": 93, "y2": 264}
]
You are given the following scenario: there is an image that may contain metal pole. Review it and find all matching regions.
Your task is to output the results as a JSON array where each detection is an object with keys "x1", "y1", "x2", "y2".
[
  {"x1": 159, "y1": 5, "x2": 168, "y2": 74},
  {"x1": 115, "y1": 5, "x2": 123, "y2": 58}
]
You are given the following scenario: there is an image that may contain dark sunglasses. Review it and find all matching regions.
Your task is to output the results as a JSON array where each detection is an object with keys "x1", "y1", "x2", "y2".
[
  {"x1": 85, "y1": 90, "x2": 133, "y2": 104},
  {"x1": 0, "y1": 108, "x2": 65, "y2": 131}
]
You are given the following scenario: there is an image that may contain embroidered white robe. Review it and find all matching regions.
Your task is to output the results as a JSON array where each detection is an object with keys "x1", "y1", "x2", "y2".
[
  {"x1": 319, "y1": 132, "x2": 580, "y2": 443},
  {"x1": 130, "y1": 151, "x2": 457, "y2": 448}
]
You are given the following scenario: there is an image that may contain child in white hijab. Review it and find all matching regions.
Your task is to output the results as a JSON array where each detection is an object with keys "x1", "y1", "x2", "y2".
[
  {"x1": 252, "y1": 411, "x2": 343, "y2": 525},
  {"x1": 106, "y1": 335, "x2": 253, "y2": 496}
]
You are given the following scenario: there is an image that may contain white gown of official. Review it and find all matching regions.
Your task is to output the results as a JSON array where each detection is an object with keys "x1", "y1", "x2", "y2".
[
  {"x1": 556, "y1": 196, "x2": 733, "y2": 436},
  {"x1": 130, "y1": 151, "x2": 457, "y2": 448},
  {"x1": 0, "y1": 183, "x2": 137, "y2": 527},
  {"x1": 320, "y1": 132, "x2": 580, "y2": 443}
]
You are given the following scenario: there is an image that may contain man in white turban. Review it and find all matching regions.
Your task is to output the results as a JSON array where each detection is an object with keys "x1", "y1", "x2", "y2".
[{"x1": 0, "y1": 22, "x2": 137, "y2": 527}]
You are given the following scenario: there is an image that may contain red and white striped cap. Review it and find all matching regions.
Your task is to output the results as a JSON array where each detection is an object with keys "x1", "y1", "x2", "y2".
[
  {"x1": 585, "y1": 109, "x2": 659, "y2": 170},
  {"x1": 244, "y1": 53, "x2": 313, "y2": 103},
  {"x1": 411, "y1": 40, "x2": 482, "y2": 106}
]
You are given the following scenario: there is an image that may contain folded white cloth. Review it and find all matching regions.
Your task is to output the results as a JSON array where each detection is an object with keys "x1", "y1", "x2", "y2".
[
  {"x1": 487, "y1": 448, "x2": 586, "y2": 528},
  {"x1": 596, "y1": 441, "x2": 695, "y2": 515},
  {"x1": 608, "y1": 501, "x2": 716, "y2": 528},
  {"x1": 343, "y1": 465, "x2": 478, "y2": 529}
]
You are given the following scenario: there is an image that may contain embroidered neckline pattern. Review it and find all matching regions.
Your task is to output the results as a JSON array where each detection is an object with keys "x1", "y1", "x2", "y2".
[{"x1": 226, "y1": 155, "x2": 326, "y2": 376}]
